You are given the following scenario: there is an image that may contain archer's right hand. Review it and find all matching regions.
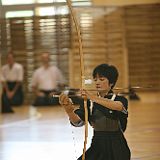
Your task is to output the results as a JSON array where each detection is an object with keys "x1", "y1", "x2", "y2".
[{"x1": 59, "y1": 93, "x2": 71, "y2": 106}]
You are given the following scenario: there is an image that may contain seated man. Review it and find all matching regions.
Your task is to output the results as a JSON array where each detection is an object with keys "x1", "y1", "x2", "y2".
[
  {"x1": 31, "y1": 52, "x2": 65, "y2": 107},
  {"x1": 1, "y1": 53, "x2": 24, "y2": 113}
]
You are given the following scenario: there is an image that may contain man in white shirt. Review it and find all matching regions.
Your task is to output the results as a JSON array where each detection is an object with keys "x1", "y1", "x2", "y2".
[
  {"x1": 31, "y1": 52, "x2": 65, "y2": 107},
  {"x1": 1, "y1": 53, "x2": 24, "y2": 113}
]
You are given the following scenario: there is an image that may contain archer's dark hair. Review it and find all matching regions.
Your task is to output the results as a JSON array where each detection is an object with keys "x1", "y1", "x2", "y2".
[{"x1": 92, "y1": 63, "x2": 119, "y2": 88}]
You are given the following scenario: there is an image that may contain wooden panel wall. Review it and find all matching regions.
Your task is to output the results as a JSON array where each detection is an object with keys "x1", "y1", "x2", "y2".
[
  {"x1": 69, "y1": 4, "x2": 160, "y2": 90},
  {"x1": 93, "y1": 0, "x2": 160, "y2": 6},
  {"x1": 0, "y1": 15, "x2": 71, "y2": 103},
  {"x1": 69, "y1": 7, "x2": 109, "y2": 88},
  {"x1": 105, "y1": 8, "x2": 129, "y2": 88},
  {"x1": 125, "y1": 4, "x2": 160, "y2": 88},
  {"x1": 69, "y1": 7, "x2": 128, "y2": 89},
  {"x1": 1, "y1": 4, "x2": 160, "y2": 105}
]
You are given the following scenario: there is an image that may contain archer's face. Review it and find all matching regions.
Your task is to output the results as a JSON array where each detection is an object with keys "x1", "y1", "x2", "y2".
[{"x1": 93, "y1": 74, "x2": 112, "y2": 93}]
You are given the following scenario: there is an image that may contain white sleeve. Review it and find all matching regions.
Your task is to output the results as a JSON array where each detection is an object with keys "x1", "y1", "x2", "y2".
[
  {"x1": 70, "y1": 120, "x2": 85, "y2": 127},
  {"x1": 55, "y1": 67, "x2": 65, "y2": 84},
  {"x1": 1, "y1": 67, "x2": 6, "y2": 82},
  {"x1": 121, "y1": 107, "x2": 128, "y2": 114},
  {"x1": 17, "y1": 65, "x2": 24, "y2": 81}
]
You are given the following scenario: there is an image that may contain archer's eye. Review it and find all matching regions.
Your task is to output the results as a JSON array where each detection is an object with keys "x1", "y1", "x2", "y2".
[
  {"x1": 93, "y1": 77, "x2": 105, "y2": 82},
  {"x1": 99, "y1": 78, "x2": 105, "y2": 81},
  {"x1": 93, "y1": 78, "x2": 97, "y2": 82}
]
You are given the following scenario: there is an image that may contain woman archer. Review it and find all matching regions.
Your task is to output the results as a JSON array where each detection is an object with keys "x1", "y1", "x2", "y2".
[{"x1": 59, "y1": 63, "x2": 131, "y2": 160}]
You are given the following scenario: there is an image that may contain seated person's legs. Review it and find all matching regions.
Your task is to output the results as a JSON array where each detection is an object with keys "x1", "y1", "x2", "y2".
[
  {"x1": 1, "y1": 92, "x2": 14, "y2": 113},
  {"x1": 48, "y1": 97, "x2": 60, "y2": 105},
  {"x1": 33, "y1": 96, "x2": 48, "y2": 106},
  {"x1": 33, "y1": 90, "x2": 60, "y2": 106},
  {"x1": 11, "y1": 86, "x2": 24, "y2": 106},
  {"x1": 8, "y1": 82, "x2": 24, "y2": 106}
]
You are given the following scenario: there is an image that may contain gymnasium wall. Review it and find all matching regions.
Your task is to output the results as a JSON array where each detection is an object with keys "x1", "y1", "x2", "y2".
[
  {"x1": 93, "y1": 0, "x2": 160, "y2": 6},
  {"x1": 0, "y1": 3, "x2": 160, "y2": 103}
]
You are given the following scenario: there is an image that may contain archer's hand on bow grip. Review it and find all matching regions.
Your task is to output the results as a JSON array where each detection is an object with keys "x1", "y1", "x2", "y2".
[
  {"x1": 59, "y1": 93, "x2": 74, "y2": 113},
  {"x1": 81, "y1": 79, "x2": 93, "y2": 100},
  {"x1": 81, "y1": 88, "x2": 96, "y2": 101},
  {"x1": 80, "y1": 89, "x2": 87, "y2": 101}
]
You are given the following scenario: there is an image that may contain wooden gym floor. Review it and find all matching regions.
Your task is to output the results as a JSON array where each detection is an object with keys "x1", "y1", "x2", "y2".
[{"x1": 0, "y1": 92, "x2": 160, "y2": 160}]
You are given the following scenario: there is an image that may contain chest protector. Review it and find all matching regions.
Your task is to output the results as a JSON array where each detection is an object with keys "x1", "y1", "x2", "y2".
[{"x1": 89, "y1": 94, "x2": 119, "y2": 131}]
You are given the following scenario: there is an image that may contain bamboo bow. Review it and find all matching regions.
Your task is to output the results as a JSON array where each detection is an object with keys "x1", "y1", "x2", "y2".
[{"x1": 66, "y1": 0, "x2": 88, "y2": 159}]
